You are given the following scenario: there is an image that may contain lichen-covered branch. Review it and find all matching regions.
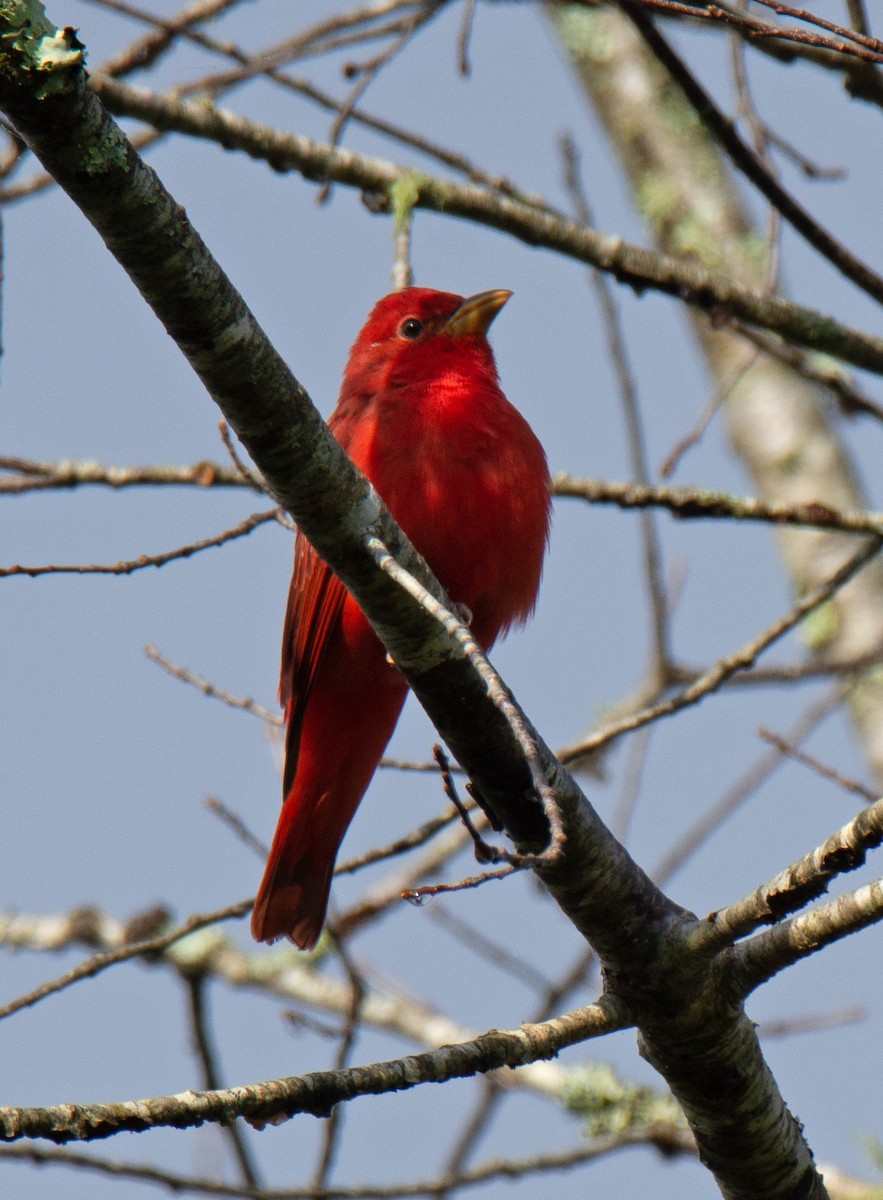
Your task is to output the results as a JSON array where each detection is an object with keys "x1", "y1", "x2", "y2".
[
  {"x1": 692, "y1": 795, "x2": 883, "y2": 955},
  {"x1": 0, "y1": 10, "x2": 847, "y2": 1196},
  {"x1": 733, "y1": 878, "x2": 883, "y2": 993},
  {"x1": 0, "y1": 1002, "x2": 623, "y2": 1142},
  {"x1": 81, "y1": 72, "x2": 883, "y2": 376}
]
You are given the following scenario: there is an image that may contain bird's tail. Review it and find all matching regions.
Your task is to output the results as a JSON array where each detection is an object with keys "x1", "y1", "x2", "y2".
[
  {"x1": 251, "y1": 680, "x2": 408, "y2": 950},
  {"x1": 251, "y1": 787, "x2": 347, "y2": 950}
]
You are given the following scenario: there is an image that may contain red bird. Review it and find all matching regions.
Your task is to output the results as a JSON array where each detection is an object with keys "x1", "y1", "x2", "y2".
[{"x1": 251, "y1": 288, "x2": 551, "y2": 949}]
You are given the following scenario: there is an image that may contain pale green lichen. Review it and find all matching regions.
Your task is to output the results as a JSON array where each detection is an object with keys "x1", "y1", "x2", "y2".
[
  {"x1": 562, "y1": 1062, "x2": 686, "y2": 1137},
  {"x1": 35, "y1": 25, "x2": 82, "y2": 72},
  {"x1": 80, "y1": 138, "x2": 120, "y2": 172},
  {"x1": 800, "y1": 601, "x2": 840, "y2": 651},
  {"x1": 390, "y1": 171, "x2": 427, "y2": 234},
  {"x1": 1, "y1": 0, "x2": 56, "y2": 43},
  {"x1": 553, "y1": 6, "x2": 618, "y2": 69},
  {"x1": 1, "y1": 0, "x2": 84, "y2": 96},
  {"x1": 165, "y1": 927, "x2": 227, "y2": 972}
]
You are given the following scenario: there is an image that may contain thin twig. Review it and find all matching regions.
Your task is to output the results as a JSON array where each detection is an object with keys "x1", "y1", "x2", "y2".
[
  {"x1": 204, "y1": 796, "x2": 269, "y2": 859},
  {"x1": 562, "y1": 537, "x2": 882, "y2": 762},
  {"x1": 311, "y1": 936, "x2": 366, "y2": 1192},
  {"x1": 652, "y1": 690, "x2": 842, "y2": 886},
  {"x1": 845, "y1": 0, "x2": 870, "y2": 37},
  {"x1": 553, "y1": 475, "x2": 883, "y2": 537},
  {"x1": 433, "y1": 745, "x2": 499, "y2": 863},
  {"x1": 631, "y1": 0, "x2": 883, "y2": 64},
  {"x1": 730, "y1": 322, "x2": 883, "y2": 423},
  {"x1": 457, "y1": 0, "x2": 477, "y2": 75},
  {"x1": 0, "y1": 455, "x2": 248, "y2": 493},
  {"x1": 560, "y1": 131, "x2": 670, "y2": 678},
  {"x1": 402, "y1": 865, "x2": 520, "y2": 904},
  {"x1": 749, "y1": 0, "x2": 880, "y2": 50},
  {"x1": 758, "y1": 1005, "x2": 866, "y2": 1039},
  {"x1": 0, "y1": 509, "x2": 280, "y2": 578},
  {"x1": 659, "y1": 348, "x2": 759, "y2": 478},
  {"x1": 183, "y1": 973, "x2": 262, "y2": 1190},
  {"x1": 334, "y1": 805, "x2": 468, "y2": 876},
  {"x1": 145, "y1": 644, "x2": 283, "y2": 725},
  {"x1": 94, "y1": 0, "x2": 244, "y2": 79},
  {"x1": 426, "y1": 906, "x2": 554, "y2": 992},
  {"x1": 756, "y1": 727, "x2": 878, "y2": 804},
  {"x1": 0, "y1": 1122, "x2": 693, "y2": 1195},
  {"x1": 366, "y1": 535, "x2": 566, "y2": 870},
  {"x1": 218, "y1": 419, "x2": 270, "y2": 494},
  {"x1": 0, "y1": 900, "x2": 252, "y2": 1022},
  {"x1": 74, "y1": 75, "x2": 883, "y2": 376}
]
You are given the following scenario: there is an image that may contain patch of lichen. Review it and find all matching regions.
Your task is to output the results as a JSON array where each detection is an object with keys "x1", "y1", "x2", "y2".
[{"x1": 0, "y1": 1, "x2": 84, "y2": 98}]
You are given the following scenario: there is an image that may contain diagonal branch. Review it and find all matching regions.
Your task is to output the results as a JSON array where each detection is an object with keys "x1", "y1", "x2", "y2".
[
  {"x1": 0, "y1": 17, "x2": 838, "y2": 1196},
  {"x1": 0, "y1": 508, "x2": 279, "y2": 577},
  {"x1": 0, "y1": 1002, "x2": 624, "y2": 1142},
  {"x1": 84, "y1": 74, "x2": 883, "y2": 376},
  {"x1": 690, "y1": 796, "x2": 883, "y2": 955},
  {"x1": 561, "y1": 537, "x2": 882, "y2": 762},
  {"x1": 731, "y1": 877, "x2": 883, "y2": 994}
]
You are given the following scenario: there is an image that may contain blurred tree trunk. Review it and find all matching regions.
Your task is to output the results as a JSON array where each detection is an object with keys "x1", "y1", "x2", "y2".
[{"x1": 549, "y1": 3, "x2": 883, "y2": 783}]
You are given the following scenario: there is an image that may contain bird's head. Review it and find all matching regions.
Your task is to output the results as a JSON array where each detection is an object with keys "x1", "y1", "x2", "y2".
[{"x1": 341, "y1": 287, "x2": 511, "y2": 397}]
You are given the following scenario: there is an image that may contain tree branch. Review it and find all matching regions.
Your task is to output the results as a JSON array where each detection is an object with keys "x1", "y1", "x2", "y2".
[
  {"x1": 732, "y1": 878, "x2": 883, "y2": 994},
  {"x1": 690, "y1": 796, "x2": 883, "y2": 955},
  {"x1": 84, "y1": 72, "x2": 883, "y2": 376},
  {"x1": 0, "y1": 15, "x2": 839, "y2": 1196},
  {"x1": 0, "y1": 1002, "x2": 623, "y2": 1142}
]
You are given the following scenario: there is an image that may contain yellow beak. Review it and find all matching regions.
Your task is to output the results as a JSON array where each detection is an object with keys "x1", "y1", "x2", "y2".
[{"x1": 443, "y1": 289, "x2": 512, "y2": 338}]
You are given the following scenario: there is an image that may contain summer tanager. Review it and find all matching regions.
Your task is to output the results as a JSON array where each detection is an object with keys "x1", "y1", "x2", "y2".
[{"x1": 251, "y1": 287, "x2": 551, "y2": 949}]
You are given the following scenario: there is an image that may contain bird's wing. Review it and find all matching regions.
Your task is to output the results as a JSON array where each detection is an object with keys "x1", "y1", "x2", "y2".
[{"x1": 279, "y1": 530, "x2": 347, "y2": 796}]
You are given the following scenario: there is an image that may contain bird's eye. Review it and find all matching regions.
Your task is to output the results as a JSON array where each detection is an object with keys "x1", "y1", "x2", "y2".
[{"x1": 399, "y1": 317, "x2": 424, "y2": 340}]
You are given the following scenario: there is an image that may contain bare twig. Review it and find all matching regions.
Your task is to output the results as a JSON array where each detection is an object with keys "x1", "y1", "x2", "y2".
[
  {"x1": 82, "y1": 76, "x2": 883, "y2": 376},
  {"x1": 426, "y1": 906, "x2": 554, "y2": 992},
  {"x1": 630, "y1": 0, "x2": 883, "y2": 64},
  {"x1": 0, "y1": 900, "x2": 252, "y2": 1022},
  {"x1": 652, "y1": 691, "x2": 842, "y2": 886},
  {"x1": 457, "y1": 0, "x2": 477, "y2": 75},
  {"x1": 561, "y1": 537, "x2": 882, "y2": 762},
  {"x1": 758, "y1": 1005, "x2": 866, "y2": 1040},
  {"x1": 0, "y1": 1001, "x2": 626, "y2": 1141},
  {"x1": 553, "y1": 475, "x2": 883, "y2": 537},
  {"x1": 365, "y1": 535, "x2": 566, "y2": 870},
  {"x1": 402, "y1": 864, "x2": 520, "y2": 903},
  {"x1": 145, "y1": 644, "x2": 282, "y2": 725},
  {"x1": 334, "y1": 806, "x2": 468, "y2": 876},
  {"x1": 560, "y1": 132, "x2": 670, "y2": 679},
  {"x1": 659, "y1": 348, "x2": 759, "y2": 478},
  {"x1": 183, "y1": 973, "x2": 262, "y2": 1189},
  {"x1": 693, "y1": 796, "x2": 883, "y2": 954},
  {"x1": 0, "y1": 1123, "x2": 695, "y2": 1195},
  {"x1": 218, "y1": 420, "x2": 270, "y2": 494},
  {"x1": 0, "y1": 455, "x2": 247, "y2": 493},
  {"x1": 0, "y1": 509, "x2": 280, "y2": 578},
  {"x1": 204, "y1": 796, "x2": 269, "y2": 859},
  {"x1": 756, "y1": 727, "x2": 878, "y2": 804},
  {"x1": 311, "y1": 937, "x2": 366, "y2": 1192}
]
